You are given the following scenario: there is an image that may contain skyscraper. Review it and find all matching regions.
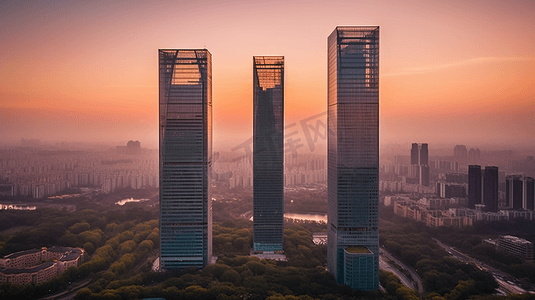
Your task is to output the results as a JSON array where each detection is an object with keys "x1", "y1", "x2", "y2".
[
  {"x1": 419, "y1": 165, "x2": 430, "y2": 186},
  {"x1": 484, "y1": 166, "x2": 499, "y2": 212},
  {"x1": 420, "y1": 143, "x2": 429, "y2": 166},
  {"x1": 159, "y1": 49, "x2": 212, "y2": 269},
  {"x1": 327, "y1": 26, "x2": 379, "y2": 291},
  {"x1": 253, "y1": 56, "x2": 284, "y2": 253},
  {"x1": 468, "y1": 165, "x2": 482, "y2": 209},
  {"x1": 411, "y1": 143, "x2": 419, "y2": 165},
  {"x1": 410, "y1": 143, "x2": 429, "y2": 186},
  {"x1": 506, "y1": 175, "x2": 523, "y2": 209}
]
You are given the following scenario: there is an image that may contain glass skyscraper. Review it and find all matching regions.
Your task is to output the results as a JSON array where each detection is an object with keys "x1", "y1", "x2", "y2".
[
  {"x1": 327, "y1": 26, "x2": 379, "y2": 290},
  {"x1": 253, "y1": 56, "x2": 284, "y2": 253},
  {"x1": 158, "y1": 49, "x2": 212, "y2": 269},
  {"x1": 484, "y1": 166, "x2": 499, "y2": 212}
]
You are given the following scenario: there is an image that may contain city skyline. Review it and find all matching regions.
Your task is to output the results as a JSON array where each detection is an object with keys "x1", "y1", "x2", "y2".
[{"x1": 1, "y1": 0, "x2": 534, "y2": 149}]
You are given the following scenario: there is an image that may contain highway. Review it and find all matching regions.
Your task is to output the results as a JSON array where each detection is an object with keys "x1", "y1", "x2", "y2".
[
  {"x1": 433, "y1": 238, "x2": 528, "y2": 295},
  {"x1": 380, "y1": 247, "x2": 424, "y2": 294},
  {"x1": 39, "y1": 278, "x2": 91, "y2": 300},
  {"x1": 380, "y1": 254, "x2": 416, "y2": 290}
]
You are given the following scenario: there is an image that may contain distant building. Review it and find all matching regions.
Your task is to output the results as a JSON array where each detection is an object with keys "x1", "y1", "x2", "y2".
[
  {"x1": 20, "y1": 138, "x2": 40, "y2": 147},
  {"x1": 484, "y1": 166, "x2": 499, "y2": 212},
  {"x1": 468, "y1": 165, "x2": 482, "y2": 209},
  {"x1": 506, "y1": 175, "x2": 524, "y2": 209},
  {"x1": 432, "y1": 160, "x2": 459, "y2": 173},
  {"x1": 454, "y1": 145, "x2": 467, "y2": 159},
  {"x1": 411, "y1": 143, "x2": 419, "y2": 165},
  {"x1": 437, "y1": 182, "x2": 466, "y2": 199},
  {"x1": 420, "y1": 165, "x2": 430, "y2": 186},
  {"x1": 445, "y1": 172, "x2": 467, "y2": 184},
  {"x1": 393, "y1": 200, "x2": 472, "y2": 227},
  {"x1": 0, "y1": 184, "x2": 14, "y2": 196},
  {"x1": 116, "y1": 140, "x2": 142, "y2": 154},
  {"x1": 420, "y1": 143, "x2": 429, "y2": 166},
  {"x1": 497, "y1": 235, "x2": 533, "y2": 260},
  {"x1": 410, "y1": 143, "x2": 429, "y2": 186},
  {"x1": 468, "y1": 148, "x2": 481, "y2": 160}
]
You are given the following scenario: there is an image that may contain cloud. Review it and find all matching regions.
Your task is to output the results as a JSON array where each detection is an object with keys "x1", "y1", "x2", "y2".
[{"x1": 383, "y1": 57, "x2": 535, "y2": 77}]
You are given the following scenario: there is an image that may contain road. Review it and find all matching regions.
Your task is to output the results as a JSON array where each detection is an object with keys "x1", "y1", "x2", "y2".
[
  {"x1": 39, "y1": 278, "x2": 91, "y2": 300},
  {"x1": 380, "y1": 254, "x2": 416, "y2": 290},
  {"x1": 432, "y1": 238, "x2": 528, "y2": 295},
  {"x1": 380, "y1": 247, "x2": 424, "y2": 294}
]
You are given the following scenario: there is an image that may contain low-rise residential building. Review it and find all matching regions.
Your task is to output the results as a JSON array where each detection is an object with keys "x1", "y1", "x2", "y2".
[
  {"x1": 0, "y1": 246, "x2": 84, "y2": 285},
  {"x1": 497, "y1": 235, "x2": 533, "y2": 260},
  {"x1": 393, "y1": 200, "x2": 473, "y2": 227}
]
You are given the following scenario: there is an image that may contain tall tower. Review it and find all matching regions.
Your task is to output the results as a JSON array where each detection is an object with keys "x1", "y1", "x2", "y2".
[
  {"x1": 411, "y1": 143, "x2": 419, "y2": 165},
  {"x1": 506, "y1": 175, "x2": 523, "y2": 209},
  {"x1": 419, "y1": 143, "x2": 429, "y2": 166},
  {"x1": 410, "y1": 143, "x2": 429, "y2": 186},
  {"x1": 468, "y1": 165, "x2": 482, "y2": 209},
  {"x1": 327, "y1": 26, "x2": 379, "y2": 291},
  {"x1": 159, "y1": 49, "x2": 212, "y2": 269},
  {"x1": 253, "y1": 56, "x2": 284, "y2": 253},
  {"x1": 484, "y1": 166, "x2": 499, "y2": 212}
]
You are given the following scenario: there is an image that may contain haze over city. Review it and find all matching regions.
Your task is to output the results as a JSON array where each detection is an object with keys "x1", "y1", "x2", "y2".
[{"x1": 1, "y1": 0, "x2": 534, "y2": 150}]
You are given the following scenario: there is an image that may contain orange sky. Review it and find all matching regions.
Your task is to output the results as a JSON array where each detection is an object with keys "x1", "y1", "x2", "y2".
[{"x1": 1, "y1": 0, "x2": 534, "y2": 151}]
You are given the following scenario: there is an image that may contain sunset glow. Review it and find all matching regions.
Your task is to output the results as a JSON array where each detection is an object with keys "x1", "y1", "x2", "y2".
[{"x1": 1, "y1": 0, "x2": 534, "y2": 149}]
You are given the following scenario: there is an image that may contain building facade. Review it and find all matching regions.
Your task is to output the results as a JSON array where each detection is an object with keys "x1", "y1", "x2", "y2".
[
  {"x1": 327, "y1": 26, "x2": 379, "y2": 290},
  {"x1": 252, "y1": 56, "x2": 284, "y2": 253},
  {"x1": 484, "y1": 166, "x2": 499, "y2": 212},
  {"x1": 0, "y1": 247, "x2": 84, "y2": 285},
  {"x1": 411, "y1": 143, "x2": 419, "y2": 165},
  {"x1": 409, "y1": 143, "x2": 429, "y2": 186},
  {"x1": 468, "y1": 165, "x2": 482, "y2": 209},
  {"x1": 497, "y1": 235, "x2": 533, "y2": 260},
  {"x1": 420, "y1": 143, "x2": 429, "y2": 166},
  {"x1": 159, "y1": 49, "x2": 212, "y2": 269},
  {"x1": 506, "y1": 175, "x2": 524, "y2": 209}
]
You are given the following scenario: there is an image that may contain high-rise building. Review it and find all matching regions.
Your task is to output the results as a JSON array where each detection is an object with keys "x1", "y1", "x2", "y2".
[
  {"x1": 484, "y1": 166, "x2": 499, "y2": 212},
  {"x1": 525, "y1": 177, "x2": 535, "y2": 211},
  {"x1": 411, "y1": 143, "x2": 419, "y2": 165},
  {"x1": 419, "y1": 165, "x2": 430, "y2": 186},
  {"x1": 410, "y1": 143, "x2": 429, "y2": 186},
  {"x1": 454, "y1": 145, "x2": 467, "y2": 159},
  {"x1": 468, "y1": 165, "x2": 482, "y2": 209},
  {"x1": 253, "y1": 56, "x2": 284, "y2": 253},
  {"x1": 327, "y1": 26, "x2": 379, "y2": 291},
  {"x1": 158, "y1": 49, "x2": 212, "y2": 269},
  {"x1": 420, "y1": 143, "x2": 429, "y2": 166},
  {"x1": 506, "y1": 175, "x2": 523, "y2": 209},
  {"x1": 468, "y1": 147, "x2": 481, "y2": 161}
]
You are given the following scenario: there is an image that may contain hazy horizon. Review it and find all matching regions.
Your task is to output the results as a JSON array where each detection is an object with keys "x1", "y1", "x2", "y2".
[{"x1": 1, "y1": 0, "x2": 534, "y2": 150}]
